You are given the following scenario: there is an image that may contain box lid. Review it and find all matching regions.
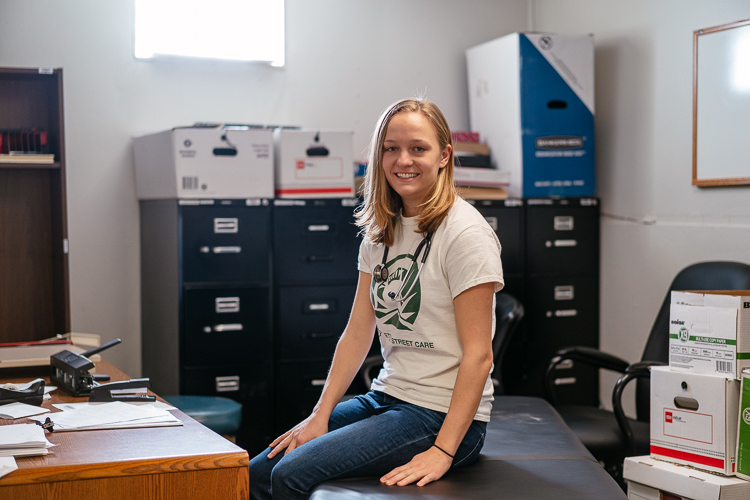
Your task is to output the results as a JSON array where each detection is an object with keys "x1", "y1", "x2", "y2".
[{"x1": 624, "y1": 457, "x2": 750, "y2": 500}]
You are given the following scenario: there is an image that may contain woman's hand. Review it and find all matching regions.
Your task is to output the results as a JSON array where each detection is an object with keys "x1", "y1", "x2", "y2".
[
  {"x1": 380, "y1": 446, "x2": 452, "y2": 487},
  {"x1": 267, "y1": 412, "x2": 329, "y2": 459}
]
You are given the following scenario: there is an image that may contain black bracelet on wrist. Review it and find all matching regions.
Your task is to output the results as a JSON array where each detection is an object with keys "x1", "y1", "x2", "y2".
[{"x1": 432, "y1": 444, "x2": 454, "y2": 459}]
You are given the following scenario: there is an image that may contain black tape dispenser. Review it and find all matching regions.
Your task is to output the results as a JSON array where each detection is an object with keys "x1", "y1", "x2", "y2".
[
  {"x1": 0, "y1": 378, "x2": 45, "y2": 406},
  {"x1": 50, "y1": 339, "x2": 154, "y2": 402}
]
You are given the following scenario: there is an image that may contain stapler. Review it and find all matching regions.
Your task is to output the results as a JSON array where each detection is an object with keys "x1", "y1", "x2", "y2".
[
  {"x1": 89, "y1": 379, "x2": 155, "y2": 403},
  {"x1": 50, "y1": 338, "x2": 153, "y2": 401},
  {"x1": 0, "y1": 378, "x2": 45, "y2": 406}
]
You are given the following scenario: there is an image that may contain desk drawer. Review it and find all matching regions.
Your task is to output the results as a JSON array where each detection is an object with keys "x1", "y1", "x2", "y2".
[
  {"x1": 276, "y1": 285, "x2": 356, "y2": 361},
  {"x1": 273, "y1": 199, "x2": 360, "y2": 286},
  {"x1": 182, "y1": 287, "x2": 271, "y2": 366},
  {"x1": 181, "y1": 203, "x2": 271, "y2": 284}
]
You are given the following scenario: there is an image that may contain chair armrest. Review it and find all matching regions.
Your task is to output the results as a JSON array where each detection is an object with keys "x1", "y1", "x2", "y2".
[
  {"x1": 611, "y1": 361, "x2": 666, "y2": 455},
  {"x1": 360, "y1": 355, "x2": 384, "y2": 389},
  {"x1": 545, "y1": 346, "x2": 630, "y2": 406}
]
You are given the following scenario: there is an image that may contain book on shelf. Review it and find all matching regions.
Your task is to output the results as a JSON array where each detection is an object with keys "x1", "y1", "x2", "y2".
[
  {"x1": 456, "y1": 185, "x2": 508, "y2": 200},
  {"x1": 453, "y1": 166, "x2": 510, "y2": 188},
  {"x1": 0, "y1": 153, "x2": 55, "y2": 164}
]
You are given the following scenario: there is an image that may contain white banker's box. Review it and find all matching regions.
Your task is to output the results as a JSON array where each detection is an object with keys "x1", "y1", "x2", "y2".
[
  {"x1": 273, "y1": 129, "x2": 354, "y2": 198},
  {"x1": 650, "y1": 366, "x2": 740, "y2": 475},
  {"x1": 133, "y1": 125, "x2": 274, "y2": 199},
  {"x1": 669, "y1": 291, "x2": 750, "y2": 379},
  {"x1": 466, "y1": 32, "x2": 595, "y2": 198},
  {"x1": 624, "y1": 456, "x2": 750, "y2": 500}
]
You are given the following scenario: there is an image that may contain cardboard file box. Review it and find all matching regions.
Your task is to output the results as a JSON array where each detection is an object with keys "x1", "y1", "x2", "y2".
[
  {"x1": 670, "y1": 291, "x2": 750, "y2": 379},
  {"x1": 273, "y1": 129, "x2": 354, "y2": 198},
  {"x1": 466, "y1": 32, "x2": 595, "y2": 198},
  {"x1": 133, "y1": 125, "x2": 274, "y2": 199},
  {"x1": 624, "y1": 456, "x2": 750, "y2": 500},
  {"x1": 650, "y1": 366, "x2": 740, "y2": 475}
]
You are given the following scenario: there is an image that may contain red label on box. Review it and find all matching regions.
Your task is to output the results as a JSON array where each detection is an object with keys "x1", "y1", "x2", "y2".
[
  {"x1": 296, "y1": 160, "x2": 305, "y2": 170},
  {"x1": 665, "y1": 412, "x2": 672, "y2": 423}
]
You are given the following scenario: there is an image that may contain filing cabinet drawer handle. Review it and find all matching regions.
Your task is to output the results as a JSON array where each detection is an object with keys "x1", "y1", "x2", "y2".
[
  {"x1": 310, "y1": 379, "x2": 326, "y2": 387},
  {"x1": 308, "y1": 224, "x2": 330, "y2": 232},
  {"x1": 553, "y1": 377, "x2": 577, "y2": 386},
  {"x1": 546, "y1": 310, "x2": 578, "y2": 317},
  {"x1": 210, "y1": 323, "x2": 243, "y2": 332},
  {"x1": 308, "y1": 303, "x2": 331, "y2": 311},
  {"x1": 545, "y1": 240, "x2": 577, "y2": 248},
  {"x1": 199, "y1": 246, "x2": 242, "y2": 254}
]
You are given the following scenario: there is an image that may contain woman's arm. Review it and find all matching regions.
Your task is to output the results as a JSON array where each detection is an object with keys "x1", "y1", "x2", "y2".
[
  {"x1": 267, "y1": 271, "x2": 376, "y2": 458},
  {"x1": 380, "y1": 281, "x2": 495, "y2": 486}
]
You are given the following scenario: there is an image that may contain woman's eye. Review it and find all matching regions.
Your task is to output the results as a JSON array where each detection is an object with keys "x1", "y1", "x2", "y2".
[
  {"x1": 384, "y1": 146, "x2": 397, "y2": 152},
  {"x1": 414, "y1": 147, "x2": 425, "y2": 152}
]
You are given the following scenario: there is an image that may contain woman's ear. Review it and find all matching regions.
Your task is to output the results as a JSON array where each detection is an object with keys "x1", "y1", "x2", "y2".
[{"x1": 439, "y1": 144, "x2": 452, "y2": 169}]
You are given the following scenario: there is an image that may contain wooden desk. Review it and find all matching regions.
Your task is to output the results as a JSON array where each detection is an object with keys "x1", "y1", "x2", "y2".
[{"x1": 0, "y1": 360, "x2": 249, "y2": 499}]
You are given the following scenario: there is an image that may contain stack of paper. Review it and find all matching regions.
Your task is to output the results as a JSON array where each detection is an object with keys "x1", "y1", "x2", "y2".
[
  {"x1": 0, "y1": 402, "x2": 50, "y2": 420},
  {"x1": 0, "y1": 423, "x2": 54, "y2": 457},
  {"x1": 30, "y1": 401, "x2": 182, "y2": 431}
]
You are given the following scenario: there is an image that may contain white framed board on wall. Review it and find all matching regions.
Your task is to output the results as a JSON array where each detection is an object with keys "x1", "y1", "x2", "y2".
[{"x1": 693, "y1": 18, "x2": 750, "y2": 187}]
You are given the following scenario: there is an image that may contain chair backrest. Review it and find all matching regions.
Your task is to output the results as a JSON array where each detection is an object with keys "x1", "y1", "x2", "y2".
[
  {"x1": 635, "y1": 261, "x2": 750, "y2": 421},
  {"x1": 491, "y1": 292, "x2": 524, "y2": 394}
]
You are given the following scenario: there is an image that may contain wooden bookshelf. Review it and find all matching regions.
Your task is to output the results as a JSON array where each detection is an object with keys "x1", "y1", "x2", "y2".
[{"x1": 0, "y1": 67, "x2": 69, "y2": 343}]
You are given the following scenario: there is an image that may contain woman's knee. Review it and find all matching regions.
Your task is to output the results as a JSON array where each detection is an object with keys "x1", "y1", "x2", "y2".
[{"x1": 270, "y1": 452, "x2": 312, "y2": 498}]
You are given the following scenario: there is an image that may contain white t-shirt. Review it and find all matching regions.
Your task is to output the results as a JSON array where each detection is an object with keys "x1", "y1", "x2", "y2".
[{"x1": 358, "y1": 197, "x2": 504, "y2": 422}]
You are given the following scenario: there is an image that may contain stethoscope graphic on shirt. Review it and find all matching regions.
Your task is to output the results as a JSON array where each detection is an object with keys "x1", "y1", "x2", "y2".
[{"x1": 373, "y1": 233, "x2": 433, "y2": 303}]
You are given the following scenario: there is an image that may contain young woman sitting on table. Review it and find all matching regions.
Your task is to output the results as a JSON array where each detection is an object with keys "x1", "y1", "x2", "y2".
[{"x1": 248, "y1": 98, "x2": 504, "y2": 500}]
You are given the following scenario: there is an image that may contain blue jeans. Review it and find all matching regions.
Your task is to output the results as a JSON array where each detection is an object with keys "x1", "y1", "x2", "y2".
[{"x1": 248, "y1": 391, "x2": 487, "y2": 500}]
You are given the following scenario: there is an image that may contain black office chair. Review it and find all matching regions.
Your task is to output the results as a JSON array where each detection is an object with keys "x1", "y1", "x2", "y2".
[
  {"x1": 544, "y1": 261, "x2": 750, "y2": 488},
  {"x1": 359, "y1": 292, "x2": 524, "y2": 392},
  {"x1": 490, "y1": 292, "x2": 524, "y2": 394}
]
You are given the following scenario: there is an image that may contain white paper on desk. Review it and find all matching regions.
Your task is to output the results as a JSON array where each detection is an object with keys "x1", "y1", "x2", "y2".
[
  {"x1": 0, "y1": 457, "x2": 17, "y2": 478},
  {"x1": 53, "y1": 400, "x2": 176, "y2": 411},
  {"x1": 0, "y1": 423, "x2": 50, "y2": 448},
  {"x1": 32, "y1": 401, "x2": 182, "y2": 431},
  {"x1": 0, "y1": 402, "x2": 50, "y2": 419},
  {"x1": 0, "y1": 423, "x2": 54, "y2": 457}
]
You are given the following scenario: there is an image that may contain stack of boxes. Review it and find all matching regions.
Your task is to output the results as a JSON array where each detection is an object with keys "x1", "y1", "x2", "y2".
[
  {"x1": 624, "y1": 291, "x2": 750, "y2": 499},
  {"x1": 465, "y1": 32, "x2": 600, "y2": 405}
]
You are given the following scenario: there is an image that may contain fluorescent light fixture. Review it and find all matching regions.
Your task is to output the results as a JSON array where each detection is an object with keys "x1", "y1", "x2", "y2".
[{"x1": 135, "y1": 0, "x2": 285, "y2": 66}]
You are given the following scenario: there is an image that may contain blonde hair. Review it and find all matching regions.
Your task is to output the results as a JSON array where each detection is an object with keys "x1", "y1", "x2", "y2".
[{"x1": 355, "y1": 98, "x2": 457, "y2": 246}]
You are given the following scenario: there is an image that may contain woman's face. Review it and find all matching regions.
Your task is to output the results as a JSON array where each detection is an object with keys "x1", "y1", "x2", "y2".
[{"x1": 381, "y1": 111, "x2": 451, "y2": 217}]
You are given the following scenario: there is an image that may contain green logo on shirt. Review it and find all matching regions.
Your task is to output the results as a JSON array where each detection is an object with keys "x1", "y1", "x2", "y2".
[{"x1": 371, "y1": 253, "x2": 421, "y2": 332}]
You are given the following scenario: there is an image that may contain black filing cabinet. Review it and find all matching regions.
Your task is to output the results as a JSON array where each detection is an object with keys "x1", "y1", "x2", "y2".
[
  {"x1": 521, "y1": 198, "x2": 600, "y2": 405},
  {"x1": 140, "y1": 198, "x2": 273, "y2": 453},
  {"x1": 272, "y1": 198, "x2": 363, "y2": 433}
]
